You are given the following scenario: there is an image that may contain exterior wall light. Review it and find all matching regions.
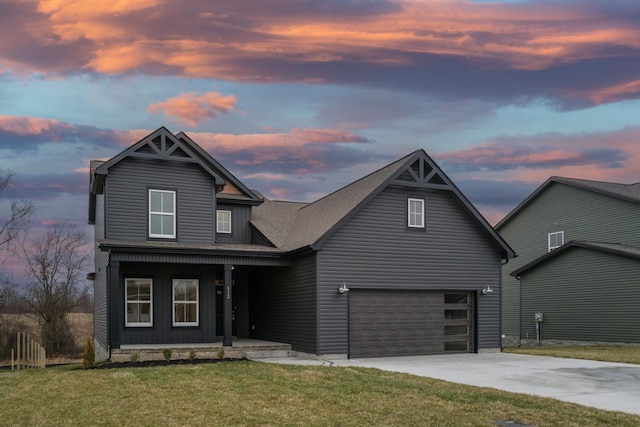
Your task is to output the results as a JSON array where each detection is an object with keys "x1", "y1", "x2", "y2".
[
  {"x1": 338, "y1": 282, "x2": 350, "y2": 294},
  {"x1": 481, "y1": 285, "x2": 494, "y2": 295}
]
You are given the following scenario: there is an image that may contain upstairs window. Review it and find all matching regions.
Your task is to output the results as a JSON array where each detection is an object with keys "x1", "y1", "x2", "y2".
[
  {"x1": 408, "y1": 198, "x2": 425, "y2": 228},
  {"x1": 149, "y1": 189, "x2": 175, "y2": 238},
  {"x1": 217, "y1": 210, "x2": 232, "y2": 234},
  {"x1": 548, "y1": 231, "x2": 564, "y2": 252},
  {"x1": 125, "y1": 278, "x2": 153, "y2": 327}
]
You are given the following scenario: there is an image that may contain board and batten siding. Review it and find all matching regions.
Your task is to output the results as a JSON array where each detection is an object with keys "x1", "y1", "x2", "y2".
[
  {"x1": 105, "y1": 157, "x2": 216, "y2": 244},
  {"x1": 116, "y1": 262, "x2": 217, "y2": 346},
  {"x1": 499, "y1": 182, "x2": 640, "y2": 337},
  {"x1": 249, "y1": 253, "x2": 317, "y2": 354},
  {"x1": 519, "y1": 247, "x2": 640, "y2": 343},
  {"x1": 317, "y1": 185, "x2": 503, "y2": 355}
]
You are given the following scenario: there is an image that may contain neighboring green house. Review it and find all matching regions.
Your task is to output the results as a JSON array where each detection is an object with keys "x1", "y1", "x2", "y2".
[{"x1": 496, "y1": 177, "x2": 640, "y2": 345}]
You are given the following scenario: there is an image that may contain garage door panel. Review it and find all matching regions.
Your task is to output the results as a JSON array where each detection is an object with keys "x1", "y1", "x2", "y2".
[{"x1": 349, "y1": 290, "x2": 472, "y2": 358}]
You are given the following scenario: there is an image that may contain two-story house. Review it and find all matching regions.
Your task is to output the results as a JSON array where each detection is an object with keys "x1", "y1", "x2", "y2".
[
  {"x1": 496, "y1": 177, "x2": 640, "y2": 345},
  {"x1": 89, "y1": 127, "x2": 514, "y2": 361}
]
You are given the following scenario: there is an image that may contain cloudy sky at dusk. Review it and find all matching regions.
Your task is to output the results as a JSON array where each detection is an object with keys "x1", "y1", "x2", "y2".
[{"x1": 1, "y1": 0, "x2": 639, "y2": 277}]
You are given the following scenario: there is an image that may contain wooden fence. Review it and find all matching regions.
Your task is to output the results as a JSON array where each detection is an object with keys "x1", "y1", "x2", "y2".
[{"x1": 11, "y1": 332, "x2": 46, "y2": 370}]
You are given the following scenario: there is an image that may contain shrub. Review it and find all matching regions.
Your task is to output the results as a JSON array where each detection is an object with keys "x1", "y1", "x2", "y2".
[
  {"x1": 217, "y1": 347, "x2": 225, "y2": 359},
  {"x1": 82, "y1": 337, "x2": 95, "y2": 369},
  {"x1": 130, "y1": 351, "x2": 139, "y2": 363},
  {"x1": 188, "y1": 349, "x2": 196, "y2": 361},
  {"x1": 163, "y1": 348, "x2": 172, "y2": 362}
]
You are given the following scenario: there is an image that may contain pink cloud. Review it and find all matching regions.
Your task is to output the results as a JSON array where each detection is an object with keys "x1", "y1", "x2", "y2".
[
  {"x1": 0, "y1": 0, "x2": 634, "y2": 107},
  {"x1": 147, "y1": 91, "x2": 237, "y2": 126}
]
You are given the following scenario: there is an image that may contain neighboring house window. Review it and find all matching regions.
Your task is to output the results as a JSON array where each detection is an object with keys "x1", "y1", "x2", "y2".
[
  {"x1": 125, "y1": 278, "x2": 153, "y2": 327},
  {"x1": 408, "y1": 198, "x2": 425, "y2": 228},
  {"x1": 173, "y1": 279, "x2": 199, "y2": 326},
  {"x1": 548, "y1": 231, "x2": 564, "y2": 252},
  {"x1": 217, "y1": 210, "x2": 232, "y2": 234},
  {"x1": 149, "y1": 189, "x2": 176, "y2": 238}
]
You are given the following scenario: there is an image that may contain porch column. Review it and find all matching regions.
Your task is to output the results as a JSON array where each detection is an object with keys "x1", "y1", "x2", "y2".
[
  {"x1": 223, "y1": 264, "x2": 233, "y2": 346},
  {"x1": 108, "y1": 260, "x2": 120, "y2": 349}
]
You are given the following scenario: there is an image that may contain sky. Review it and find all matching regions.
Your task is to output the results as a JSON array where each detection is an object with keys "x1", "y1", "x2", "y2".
[{"x1": 1, "y1": 0, "x2": 640, "y2": 281}]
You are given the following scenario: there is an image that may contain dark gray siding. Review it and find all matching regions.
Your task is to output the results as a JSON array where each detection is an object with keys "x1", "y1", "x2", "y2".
[
  {"x1": 249, "y1": 253, "x2": 317, "y2": 354},
  {"x1": 105, "y1": 157, "x2": 215, "y2": 243},
  {"x1": 520, "y1": 248, "x2": 640, "y2": 343},
  {"x1": 499, "y1": 183, "x2": 640, "y2": 337},
  {"x1": 318, "y1": 186, "x2": 502, "y2": 355},
  {"x1": 93, "y1": 194, "x2": 109, "y2": 361},
  {"x1": 215, "y1": 203, "x2": 252, "y2": 244},
  {"x1": 115, "y1": 262, "x2": 217, "y2": 346}
]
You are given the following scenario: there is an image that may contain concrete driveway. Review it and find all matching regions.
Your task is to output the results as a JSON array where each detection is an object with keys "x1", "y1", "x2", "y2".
[{"x1": 255, "y1": 352, "x2": 640, "y2": 416}]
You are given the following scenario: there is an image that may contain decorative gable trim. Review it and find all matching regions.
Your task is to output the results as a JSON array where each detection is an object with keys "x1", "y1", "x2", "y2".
[
  {"x1": 392, "y1": 155, "x2": 449, "y2": 189},
  {"x1": 95, "y1": 128, "x2": 226, "y2": 188}
]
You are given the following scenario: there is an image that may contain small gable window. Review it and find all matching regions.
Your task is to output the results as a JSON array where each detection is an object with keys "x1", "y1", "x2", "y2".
[
  {"x1": 217, "y1": 210, "x2": 232, "y2": 234},
  {"x1": 548, "y1": 231, "x2": 564, "y2": 252},
  {"x1": 408, "y1": 198, "x2": 425, "y2": 228},
  {"x1": 149, "y1": 189, "x2": 176, "y2": 238}
]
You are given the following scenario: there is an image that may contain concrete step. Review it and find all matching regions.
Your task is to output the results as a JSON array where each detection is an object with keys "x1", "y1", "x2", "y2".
[{"x1": 245, "y1": 350, "x2": 297, "y2": 359}]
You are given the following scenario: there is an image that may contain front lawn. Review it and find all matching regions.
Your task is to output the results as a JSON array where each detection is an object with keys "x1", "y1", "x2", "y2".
[
  {"x1": 504, "y1": 345, "x2": 640, "y2": 365},
  {"x1": 1, "y1": 361, "x2": 639, "y2": 426}
]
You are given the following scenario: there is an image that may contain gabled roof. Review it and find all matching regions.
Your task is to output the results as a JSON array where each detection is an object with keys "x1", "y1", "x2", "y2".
[
  {"x1": 91, "y1": 127, "x2": 262, "y2": 205},
  {"x1": 496, "y1": 177, "x2": 640, "y2": 229},
  {"x1": 511, "y1": 240, "x2": 640, "y2": 278},
  {"x1": 252, "y1": 149, "x2": 515, "y2": 258}
]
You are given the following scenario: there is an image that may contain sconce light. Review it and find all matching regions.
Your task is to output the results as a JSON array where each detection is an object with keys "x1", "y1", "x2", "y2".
[
  {"x1": 338, "y1": 282, "x2": 350, "y2": 294},
  {"x1": 481, "y1": 285, "x2": 494, "y2": 295}
]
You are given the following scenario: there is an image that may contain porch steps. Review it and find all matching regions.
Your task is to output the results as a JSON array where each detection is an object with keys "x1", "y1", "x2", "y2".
[{"x1": 244, "y1": 349, "x2": 297, "y2": 359}]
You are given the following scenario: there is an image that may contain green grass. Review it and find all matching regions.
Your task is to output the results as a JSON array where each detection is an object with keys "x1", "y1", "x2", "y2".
[
  {"x1": 504, "y1": 345, "x2": 640, "y2": 365},
  {"x1": 1, "y1": 361, "x2": 639, "y2": 426}
]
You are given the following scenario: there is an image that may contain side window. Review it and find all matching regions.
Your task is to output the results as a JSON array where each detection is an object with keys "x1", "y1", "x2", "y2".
[
  {"x1": 217, "y1": 210, "x2": 232, "y2": 234},
  {"x1": 407, "y1": 198, "x2": 425, "y2": 228},
  {"x1": 149, "y1": 189, "x2": 176, "y2": 238},
  {"x1": 125, "y1": 278, "x2": 153, "y2": 327},
  {"x1": 173, "y1": 279, "x2": 199, "y2": 327},
  {"x1": 548, "y1": 231, "x2": 564, "y2": 252}
]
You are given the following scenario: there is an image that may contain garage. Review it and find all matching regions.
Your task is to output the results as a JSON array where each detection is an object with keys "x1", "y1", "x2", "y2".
[{"x1": 349, "y1": 290, "x2": 474, "y2": 358}]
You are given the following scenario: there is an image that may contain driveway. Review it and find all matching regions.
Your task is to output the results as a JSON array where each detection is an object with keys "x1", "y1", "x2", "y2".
[{"x1": 255, "y1": 352, "x2": 640, "y2": 416}]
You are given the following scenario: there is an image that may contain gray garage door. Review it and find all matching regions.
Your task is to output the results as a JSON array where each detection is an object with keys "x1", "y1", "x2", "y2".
[{"x1": 349, "y1": 290, "x2": 473, "y2": 358}]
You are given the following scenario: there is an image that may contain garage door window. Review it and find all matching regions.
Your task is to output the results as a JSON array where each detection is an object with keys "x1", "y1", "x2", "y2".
[{"x1": 444, "y1": 292, "x2": 472, "y2": 353}]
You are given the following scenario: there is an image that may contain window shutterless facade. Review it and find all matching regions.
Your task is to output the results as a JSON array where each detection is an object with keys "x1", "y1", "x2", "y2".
[
  {"x1": 125, "y1": 278, "x2": 153, "y2": 327},
  {"x1": 173, "y1": 279, "x2": 199, "y2": 326},
  {"x1": 216, "y1": 209, "x2": 232, "y2": 234},
  {"x1": 149, "y1": 189, "x2": 176, "y2": 238},
  {"x1": 407, "y1": 198, "x2": 425, "y2": 228},
  {"x1": 548, "y1": 231, "x2": 564, "y2": 252}
]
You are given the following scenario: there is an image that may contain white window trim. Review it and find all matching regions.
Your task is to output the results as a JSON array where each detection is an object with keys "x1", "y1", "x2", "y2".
[
  {"x1": 149, "y1": 189, "x2": 176, "y2": 238},
  {"x1": 548, "y1": 231, "x2": 564, "y2": 252},
  {"x1": 172, "y1": 279, "x2": 199, "y2": 327},
  {"x1": 216, "y1": 209, "x2": 232, "y2": 234},
  {"x1": 408, "y1": 198, "x2": 425, "y2": 228},
  {"x1": 125, "y1": 278, "x2": 153, "y2": 327}
]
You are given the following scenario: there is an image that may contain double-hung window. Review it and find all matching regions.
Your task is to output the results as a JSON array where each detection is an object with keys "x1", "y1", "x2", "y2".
[
  {"x1": 125, "y1": 278, "x2": 153, "y2": 327},
  {"x1": 149, "y1": 189, "x2": 175, "y2": 238},
  {"x1": 217, "y1": 210, "x2": 232, "y2": 234},
  {"x1": 548, "y1": 231, "x2": 564, "y2": 252},
  {"x1": 173, "y1": 279, "x2": 199, "y2": 326},
  {"x1": 408, "y1": 198, "x2": 425, "y2": 228}
]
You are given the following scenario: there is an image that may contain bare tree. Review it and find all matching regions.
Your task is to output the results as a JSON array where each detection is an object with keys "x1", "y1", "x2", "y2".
[
  {"x1": 0, "y1": 171, "x2": 34, "y2": 249},
  {"x1": 21, "y1": 222, "x2": 90, "y2": 355}
]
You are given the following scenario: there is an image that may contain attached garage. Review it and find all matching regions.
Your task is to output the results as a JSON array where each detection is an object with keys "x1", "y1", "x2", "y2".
[{"x1": 349, "y1": 290, "x2": 474, "y2": 358}]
